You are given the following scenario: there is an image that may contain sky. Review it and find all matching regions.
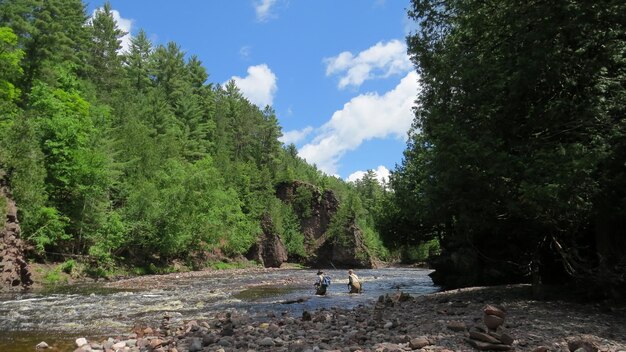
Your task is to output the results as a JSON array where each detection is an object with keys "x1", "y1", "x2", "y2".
[{"x1": 88, "y1": 1, "x2": 420, "y2": 184}]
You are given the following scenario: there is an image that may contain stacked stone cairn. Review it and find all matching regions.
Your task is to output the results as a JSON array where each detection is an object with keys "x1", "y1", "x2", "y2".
[{"x1": 465, "y1": 304, "x2": 515, "y2": 350}]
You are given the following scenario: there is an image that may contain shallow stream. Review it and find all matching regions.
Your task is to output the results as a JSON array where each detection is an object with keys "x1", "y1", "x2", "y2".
[{"x1": 0, "y1": 267, "x2": 438, "y2": 350}]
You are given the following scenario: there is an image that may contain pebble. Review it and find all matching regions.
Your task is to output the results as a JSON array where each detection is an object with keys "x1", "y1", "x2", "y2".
[
  {"x1": 75, "y1": 337, "x2": 88, "y2": 347},
  {"x1": 43, "y1": 288, "x2": 625, "y2": 352}
]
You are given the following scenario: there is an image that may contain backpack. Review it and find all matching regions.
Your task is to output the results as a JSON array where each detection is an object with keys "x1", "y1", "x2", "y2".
[{"x1": 322, "y1": 275, "x2": 331, "y2": 287}]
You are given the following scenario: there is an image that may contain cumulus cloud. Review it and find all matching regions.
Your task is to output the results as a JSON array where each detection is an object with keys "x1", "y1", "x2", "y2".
[
  {"x1": 347, "y1": 165, "x2": 391, "y2": 184},
  {"x1": 279, "y1": 126, "x2": 314, "y2": 145},
  {"x1": 298, "y1": 71, "x2": 419, "y2": 175},
  {"x1": 254, "y1": 0, "x2": 278, "y2": 22},
  {"x1": 227, "y1": 64, "x2": 278, "y2": 107},
  {"x1": 324, "y1": 40, "x2": 412, "y2": 89},
  {"x1": 90, "y1": 7, "x2": 133, "y2": 53}
]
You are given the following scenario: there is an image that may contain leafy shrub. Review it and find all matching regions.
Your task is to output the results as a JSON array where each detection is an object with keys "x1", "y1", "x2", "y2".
[{"x1": 59, "y1": 259, "x2": 76, "y2": 274}]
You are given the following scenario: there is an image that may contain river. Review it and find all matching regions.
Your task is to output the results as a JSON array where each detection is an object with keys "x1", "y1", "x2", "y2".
[{"x1": 0, "y1": 267, "x2": 438, "y2": 351}]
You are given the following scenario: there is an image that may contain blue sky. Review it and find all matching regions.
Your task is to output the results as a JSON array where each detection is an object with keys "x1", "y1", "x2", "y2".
[{"x1": 89, "y1": 1, "x2": 420, "y2": 183}]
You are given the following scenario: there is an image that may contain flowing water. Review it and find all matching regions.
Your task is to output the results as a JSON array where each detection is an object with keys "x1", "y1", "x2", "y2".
[{"x1": 0, "y1": 267, "x2": 438, "y2": 351}]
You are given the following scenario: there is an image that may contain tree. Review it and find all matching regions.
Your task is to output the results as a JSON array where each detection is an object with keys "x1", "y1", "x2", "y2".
[
  {"x1": 0, "y1": 26, "x2": 23, "y2": 115},
  {"x1": 399, "y1": 0, "x2": 626, "y2": 291},
  {"x1": 124, "y1": 29, "x2": 152, "y2": 92},
  {"x1": 87, "y1": 1, "x2": 125, "y2": 94}
]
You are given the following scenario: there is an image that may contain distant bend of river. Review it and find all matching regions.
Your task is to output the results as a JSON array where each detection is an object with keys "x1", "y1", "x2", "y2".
[{"x1": 0, "y1": 267, "x2": 438, "y2": 350}]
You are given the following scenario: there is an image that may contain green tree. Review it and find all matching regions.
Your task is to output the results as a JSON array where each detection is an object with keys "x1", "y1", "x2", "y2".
[
  {"x1": 124, "y1": 29, "x2": 152, "y2": 91},
  {"x1": 0, "y1": 26, "x2": 23, "y2": 115},
  {"x1": 399, "y1": 0, "x2": 625, "y2": 290},
  {"x1": 87, "y1": 1, "x2": 125, "y2": 94}
]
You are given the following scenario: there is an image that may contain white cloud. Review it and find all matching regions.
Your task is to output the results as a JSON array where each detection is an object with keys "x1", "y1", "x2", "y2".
[
  {"x1": 280, "y1": 126, "x2": 313, "y2": 145},
  {"x1": 347, "y1": 165, "x2": 391, "y2": 184},
  {"x1": 90, "y1": 8, "x2": 133, "y2": 53},
  {"x1": 324, "y1": 40, "x2": 412, "y2": 89},
  {"x1": 254, "y1": 0, "x2": 278, "y2": 22},
  {"x1": 298, "y1": 71, "x2": 419, "y2": 175},
  {"x1": 227, "y1": 64, "x2": 278, "y2": 107}
]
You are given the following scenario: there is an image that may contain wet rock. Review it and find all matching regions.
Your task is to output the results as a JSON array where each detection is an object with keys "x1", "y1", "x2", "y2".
[{"x1": 302, "y1": 310, "x2": 312, "y2": 321}]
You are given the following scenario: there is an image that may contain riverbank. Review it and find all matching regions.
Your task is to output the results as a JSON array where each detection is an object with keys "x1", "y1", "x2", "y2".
[{"x1": 66, "y1": 284, "x2": 625, "y2": 352}]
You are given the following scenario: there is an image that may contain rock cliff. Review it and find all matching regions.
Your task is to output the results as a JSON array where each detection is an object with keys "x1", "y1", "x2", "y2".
[
  {"x1": 275, "y1": 181, "x2": 375, "y2": 269},
  {"x1": 246, "y1": 214, "x2": 288, "y2": 268},
  {"x1": 0, "y1": 180, "x2": 32, "y2": 291}
]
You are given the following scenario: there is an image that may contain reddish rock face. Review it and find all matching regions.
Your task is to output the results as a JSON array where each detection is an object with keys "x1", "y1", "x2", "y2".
[{"x1": 1, "y1": 183, "x2": 32, "y2": 292}]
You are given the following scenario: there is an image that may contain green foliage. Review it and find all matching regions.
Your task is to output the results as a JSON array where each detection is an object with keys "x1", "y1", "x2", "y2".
[
  {"x1": 0, "y1": 0, "x2": 393, "y2": 278},
  {"x1": 0, "y1": 26, "x2": 23, "y2": 114},
  {"x1": 207, "y1": 261, "x2": 254, "y2": 270},
  {"x1": 59, "y1": 259, "x2": 76, "y2": 274},
  {"x1": 293, "y1": 186, "x2": 314, "y2": 218},
  {"x1": 389, "y1": 0, "x2": 626, "y2": 289},
  {"x1": 42, "y1": 265, "x2": 69, "y2": 284},
  {"x1": 268, "y1": 198, "x2": 306, "y2": 257},
  {"x1": 402, "y1": 239, "x2": 440, "y2": 263}
]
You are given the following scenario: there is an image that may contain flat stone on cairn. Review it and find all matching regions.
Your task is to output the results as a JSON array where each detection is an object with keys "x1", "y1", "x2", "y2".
[{"x1": 464, "y1": 304, "x2": 514, "y2": 350}]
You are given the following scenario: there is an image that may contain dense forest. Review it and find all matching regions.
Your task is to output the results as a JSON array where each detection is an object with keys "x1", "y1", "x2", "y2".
[
  {"x1": 1, "y1": 0, "x2": 624, "y2": 299},
  {"x1": 0, "y1": 0, "x2": 395, "y2": 278},
  {"x1": 382, "y1": 0, "x2": 625, "y2": 297}
]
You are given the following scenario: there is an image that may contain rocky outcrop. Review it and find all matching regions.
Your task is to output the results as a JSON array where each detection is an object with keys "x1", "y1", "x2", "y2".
[
  {"x1": 275, "y1": 181, "x2": 338, "y2": 245},
  {"x1": 316, "y1": 223, "x2": 375, "y2": 268},
  {"x1": 0, "y1": 182, "x2": 32, "y2": 291},
  {"x1": 246, "y1": 214, "x2": 288, "y2": 268},
  {"x1": 275, "y1": 181, "x2": 374, "y2": 268}
]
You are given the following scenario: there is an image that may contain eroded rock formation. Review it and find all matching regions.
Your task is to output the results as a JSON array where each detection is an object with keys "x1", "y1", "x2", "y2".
[
  {"x1": 246, "y1": 214, "x2": 288, "y2": 268},
  {"x1": 276, "y1": 181, "x2": 375, "y2": 269},
  {"x1": 1, "y1": 182, "x2": 32, "y2": 291}
]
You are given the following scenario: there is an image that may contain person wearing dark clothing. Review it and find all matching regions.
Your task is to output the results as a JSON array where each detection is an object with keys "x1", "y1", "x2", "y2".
[{"x1": 314, "y1": 270, "x2": 328, "y2": 295}]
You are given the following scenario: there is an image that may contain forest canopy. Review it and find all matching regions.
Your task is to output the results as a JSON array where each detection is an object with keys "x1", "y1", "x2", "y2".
[
  {"x1": 0, "y1": 0, "x2": 391, "y2": 274},
  {"x1": 383, "y1": 0, "x2": 626, "y2": 295}
]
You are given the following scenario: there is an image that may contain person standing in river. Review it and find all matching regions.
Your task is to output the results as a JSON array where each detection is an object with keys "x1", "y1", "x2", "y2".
[
  {"x1": 314, "y1": 270, "x2": 329, "y2": 295},
  {"x1": 348, "y1": 269, "x2": 362, "y2": 293}
]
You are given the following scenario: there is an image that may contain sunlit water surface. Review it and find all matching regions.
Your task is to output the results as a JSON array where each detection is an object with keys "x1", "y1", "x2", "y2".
[{"x1": 0, "y1": 268, "x2": 438, "y2": 351}]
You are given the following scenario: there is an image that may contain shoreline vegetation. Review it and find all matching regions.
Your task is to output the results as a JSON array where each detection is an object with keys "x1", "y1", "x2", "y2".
[{"x1": 27, "y1": 267, "x2": 626, "y2": 352}]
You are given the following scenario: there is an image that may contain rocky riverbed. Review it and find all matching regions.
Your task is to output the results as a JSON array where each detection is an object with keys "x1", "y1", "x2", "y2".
[{"x1": 46, "y1": 284, "x2": 625, "y2": 352}]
